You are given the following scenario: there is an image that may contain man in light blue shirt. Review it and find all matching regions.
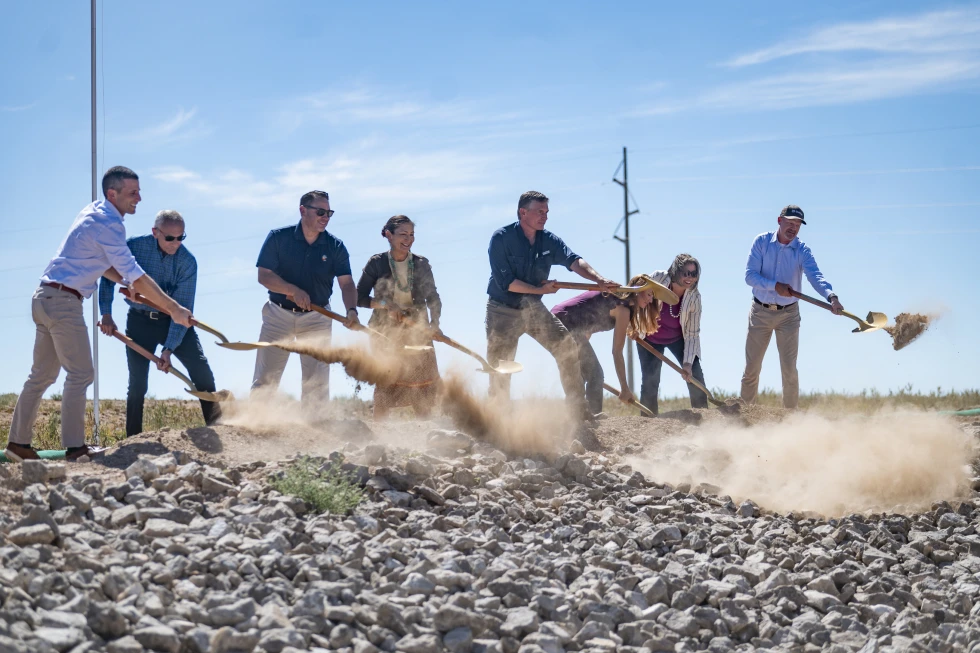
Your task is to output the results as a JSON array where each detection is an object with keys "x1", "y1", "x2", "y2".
[
  {"x1": 6, "y1": 166, "x2": 194, "y2": 463},
  {"x1": 740, "y1": 205, "x2": 844, "y2": 409}
]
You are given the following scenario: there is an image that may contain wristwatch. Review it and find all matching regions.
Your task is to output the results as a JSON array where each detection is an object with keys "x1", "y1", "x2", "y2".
[{"x1": 347, "y1": 307, "x2": 358, "y2": 315}]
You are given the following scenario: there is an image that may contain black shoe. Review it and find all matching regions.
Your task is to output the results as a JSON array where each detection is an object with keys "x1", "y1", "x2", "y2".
[{"x1": 66, "y1": 445, "x2": 105, "y2": 462}]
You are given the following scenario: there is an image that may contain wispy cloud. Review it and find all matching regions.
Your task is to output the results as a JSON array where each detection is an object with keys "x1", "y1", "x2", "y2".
[
  {"x1": 277, "y1": 84, "x2": 523, "y2": 133},
  {"x1": 151, "y1": 143, "x2": 498, "y2": 214},
  {"x1": 124, "y1": 107, "x2": 210, "y2": 144},
  {"x1": 727, "y1": 8, "x2": 980, "y2": 67},
  {"x1": 631, "y1": 8, "x2": 980, "y2": 115},
  {"x1": 1, "y1": 102, "x2": 37, "y2": 112}
]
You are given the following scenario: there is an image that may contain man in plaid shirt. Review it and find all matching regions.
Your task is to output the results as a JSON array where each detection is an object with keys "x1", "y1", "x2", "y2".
[{"x1": 99, "y1": 210, "x2": 220, "y2": 435}]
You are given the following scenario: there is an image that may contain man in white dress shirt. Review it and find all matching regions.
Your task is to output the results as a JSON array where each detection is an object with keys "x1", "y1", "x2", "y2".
[{"x1": 5, "y1": 166, "x2": 193, "y2": 463}]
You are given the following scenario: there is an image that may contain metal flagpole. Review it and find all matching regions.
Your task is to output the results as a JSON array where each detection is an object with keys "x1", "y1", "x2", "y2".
[{"x1": 91, "y1": 0, "x2": 100, "y2": 444}]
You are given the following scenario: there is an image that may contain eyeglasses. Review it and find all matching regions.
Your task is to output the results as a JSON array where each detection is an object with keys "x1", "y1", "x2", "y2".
[
  {"x1": 163, "y1": 233, "x2": 187, "y2": 242},
  {"x1": 682, "y1": 269, "x2": 699, "y2": 278},
  {"x1": 303, "y1": 205, "x2": 335, "y2": 218}
]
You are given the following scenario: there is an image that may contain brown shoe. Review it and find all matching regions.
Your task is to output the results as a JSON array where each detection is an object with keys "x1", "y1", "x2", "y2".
[{"x1": 5, "y1": 443, "x2": 41, "y2": 462}]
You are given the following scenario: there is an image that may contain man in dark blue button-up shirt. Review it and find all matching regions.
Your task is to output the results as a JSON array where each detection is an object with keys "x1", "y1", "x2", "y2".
[
  {"x1": 485, "y1": 190, "x2": 618, "y2": 423},
  {"x1": 252, "y1": 190, "x2": 359, "y2": 405},
  {"x1": 99, "y1": 210, "x2": 220, "y2": 436}
]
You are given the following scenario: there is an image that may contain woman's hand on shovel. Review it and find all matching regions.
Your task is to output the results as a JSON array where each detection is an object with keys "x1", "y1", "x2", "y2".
[{"x1": 681, "y1": 363, "x2": 693, "y2": 382}]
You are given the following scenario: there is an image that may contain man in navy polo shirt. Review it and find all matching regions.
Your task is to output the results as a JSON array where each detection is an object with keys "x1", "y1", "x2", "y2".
[
  {"x1": 486, "y1": 190, "x2": 618, "y2": 420},
  {"x1": 252, "y1": 190, "x2": 359, "y2": 405}
]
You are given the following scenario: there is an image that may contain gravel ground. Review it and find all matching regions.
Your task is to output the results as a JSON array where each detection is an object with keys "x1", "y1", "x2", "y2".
[{"x1": 1, "y1": 415, "x2": 980, "y2": 653}]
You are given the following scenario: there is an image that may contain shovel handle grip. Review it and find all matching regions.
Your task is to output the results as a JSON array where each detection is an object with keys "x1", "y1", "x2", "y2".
[{"x1": 101, "y1": 325, "x2": 194, "y2": 387}]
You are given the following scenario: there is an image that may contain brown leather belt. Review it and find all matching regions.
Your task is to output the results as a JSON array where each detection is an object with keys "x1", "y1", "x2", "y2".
[{"x1": 42, "y1": 282, "x2": 82, "y2": 300}]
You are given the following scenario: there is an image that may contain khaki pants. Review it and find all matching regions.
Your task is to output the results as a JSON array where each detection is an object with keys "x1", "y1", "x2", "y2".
[
  {"x1": 740, "y1": 301, "x2": 801, "y2": 409},
  {"x1": 10, "y1": 285, "x2": 94, "y2": 448},
  {"x1": 251, "y1": 301, "x2": 332, "y2": 404}
]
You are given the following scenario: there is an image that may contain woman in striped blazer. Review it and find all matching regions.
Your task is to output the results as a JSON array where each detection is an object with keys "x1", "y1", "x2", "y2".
[{"x1": 640, "y1": 254, "x2": 708, "y2": 415}]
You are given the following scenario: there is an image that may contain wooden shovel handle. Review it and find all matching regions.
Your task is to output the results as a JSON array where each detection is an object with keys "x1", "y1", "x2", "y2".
[
  {"x1": 787, "y1": 288, "x2": 833, "y2": 311},
  {"x1": 432, "y1": 332, "x2": 492, "y2": 370},
  {"x1": 631, "y1": 336, "x2": 718, "y2": 403},
  {"x1": 602, "y1": 382, "x2": 655, "y2": 417},
  {"x1": 304, "y1": 302, "x2": 393, "y2": 342},
  {"x1": 119, "y1": 288, "x2": 228, "y2": 342},
  {"x1": 101, "y1": 326, "x2": 194, "y2": 388}
]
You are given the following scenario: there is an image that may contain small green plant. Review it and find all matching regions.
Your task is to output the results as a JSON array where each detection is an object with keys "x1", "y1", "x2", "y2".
[
  {"x1": 49, "y1": 392, "x2": 63, "y2": 401},
  {"x1": 269, "y1": 456, "x2": 364, "y2": 515},
  {"x1": 0, "y1": 393, "x2": 17, "y2": 411}
]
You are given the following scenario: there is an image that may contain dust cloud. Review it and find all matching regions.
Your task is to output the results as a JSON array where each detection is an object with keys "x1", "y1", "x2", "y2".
[
  {"x1": 885, "y1": 312, "x2": 934, "y2": 351},
  {"x1": 440, "y1": 373, "x2": 573, "y2": 456},
  {"x1": 630, "y1": 410, "x2": 973, "y2": 517},
  {"x1": 273, "y1": 341, "x2": 407, "y2": 386}
]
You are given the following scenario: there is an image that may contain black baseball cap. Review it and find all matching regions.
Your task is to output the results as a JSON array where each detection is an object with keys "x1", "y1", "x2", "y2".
[{"x1": 779, "y1": 205, "x2": 806, "y2": 224}]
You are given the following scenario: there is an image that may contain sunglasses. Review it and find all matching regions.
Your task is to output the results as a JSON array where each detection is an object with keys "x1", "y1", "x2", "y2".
[
  {"x1": 303, "y1": 205, "x2": 335, "y2": 218},
  {"x1": 162, "y1": 233, "x2": 187, "y2": 242},
  {"x1": 682, "y1": 269, "x2": 699, "y2": 278}
]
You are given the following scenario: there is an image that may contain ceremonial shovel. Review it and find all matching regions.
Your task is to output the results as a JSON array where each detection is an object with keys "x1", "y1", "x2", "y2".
[
  {"x1": 553, "y1": 278, "x2": 680, "y2": 305},
  {"x1": 431, "y1": 333, "x2": 523, "y2": 375},
  {"x1": 602, "y1": 382, "x2": 655, "y2": 417},
  {"x1": 299, "y1": 301, "x2": 433, "y2": 352},
  {"x1": 631, "y1": 337, "x2": 740, "y2": 414},
  {"x1": 788, "y1": 289, "x2": 888, "y2": 333},
  {"x1": 101, "y1": 326, "x2": 232, "y2": 402}
]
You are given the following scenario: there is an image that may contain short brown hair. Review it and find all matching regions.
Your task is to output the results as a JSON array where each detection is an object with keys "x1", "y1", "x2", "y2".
[
  {"x1": 300, "y1": 190, "x2": 329, "y2": 206},
  {"x1": 517, "y1": 190, "x2": 548, "y2": 218}
]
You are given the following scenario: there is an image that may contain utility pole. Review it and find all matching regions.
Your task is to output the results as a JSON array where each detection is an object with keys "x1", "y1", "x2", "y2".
[{"x1": 612, "y1": 147, "x2": 639, "y2": 391}]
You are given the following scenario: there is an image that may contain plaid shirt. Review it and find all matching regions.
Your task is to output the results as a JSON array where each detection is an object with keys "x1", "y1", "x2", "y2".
[{"x1": 98, "y1": 234, "x2": 198, "y2": 351}]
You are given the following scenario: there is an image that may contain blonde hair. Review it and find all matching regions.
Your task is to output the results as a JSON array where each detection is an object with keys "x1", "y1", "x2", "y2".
[{"x1": 617, "y1": 273, "x2": 661, "y2": 339}]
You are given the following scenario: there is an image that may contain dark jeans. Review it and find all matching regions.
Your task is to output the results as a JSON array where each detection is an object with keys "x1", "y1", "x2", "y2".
[
  {"x1": 125, "y1": 309, "x2": 220, "y2": 436},
  {"x1": 485, "y1": 299, "x2": 586, "y2": 414},
  {"x1": 637, "y1": 337, "x2": 707, "y2": 415},
  {"x1": 573, "y1": 333, "x2": 604, "y2": 415}
]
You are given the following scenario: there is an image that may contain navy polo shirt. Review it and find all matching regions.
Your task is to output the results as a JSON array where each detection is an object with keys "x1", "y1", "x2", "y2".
[
  {"x1": 256, "y1": 222, "x2": 352, "y2": 310},
  {"x1": 487, "y1": 221, "x2": 580, "y2": 308}
]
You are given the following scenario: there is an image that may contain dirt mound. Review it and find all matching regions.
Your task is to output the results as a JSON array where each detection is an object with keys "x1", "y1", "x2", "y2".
[{"x1": 885, "y1": 312, "x2": 932, "y2": 350}]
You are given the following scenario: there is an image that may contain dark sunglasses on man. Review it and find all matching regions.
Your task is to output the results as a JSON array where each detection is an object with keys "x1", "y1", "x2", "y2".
[
  {"x1": 162, "y1": 233, "x2": 187, "y2": 242},
  {"x1": 303, "y1": 205, "x2": 335, "y2": 218}
]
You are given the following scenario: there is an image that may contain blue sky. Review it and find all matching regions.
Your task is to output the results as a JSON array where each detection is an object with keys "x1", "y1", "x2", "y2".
[{"x1": 1, "y1": 1, "x2": 978, "y2": 404}]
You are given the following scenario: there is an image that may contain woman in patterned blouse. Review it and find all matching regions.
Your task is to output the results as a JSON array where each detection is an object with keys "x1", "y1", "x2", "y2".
[{"x1": 356, "y1": 215, "x2": 442, "y2": 418}]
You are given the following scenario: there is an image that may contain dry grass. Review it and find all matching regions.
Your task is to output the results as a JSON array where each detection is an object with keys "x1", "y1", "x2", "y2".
[
  {"x1": 602, "y1": 385, "x2": 980, "y2": 416},
  {"x1": 0, "y1": 396, "x2": 204, "y2": 451}
]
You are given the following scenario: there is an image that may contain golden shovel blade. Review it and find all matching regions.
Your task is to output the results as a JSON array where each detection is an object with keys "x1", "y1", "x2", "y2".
[
  {"x1": 216, "y1": 341, "x2": 276, "y2": 351},
  {"x1": 852, "y1": 311, "x2": 888, "y2": 333},
  {"x1": 643, "y1": 279, "x2": 680, "y2": 306},
  {"x1": 185, "y1": 388, "x2": 235, "y2": 402},
  {"x1": 478, "y1": 360, "x2": 523, "y2": 375}
]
